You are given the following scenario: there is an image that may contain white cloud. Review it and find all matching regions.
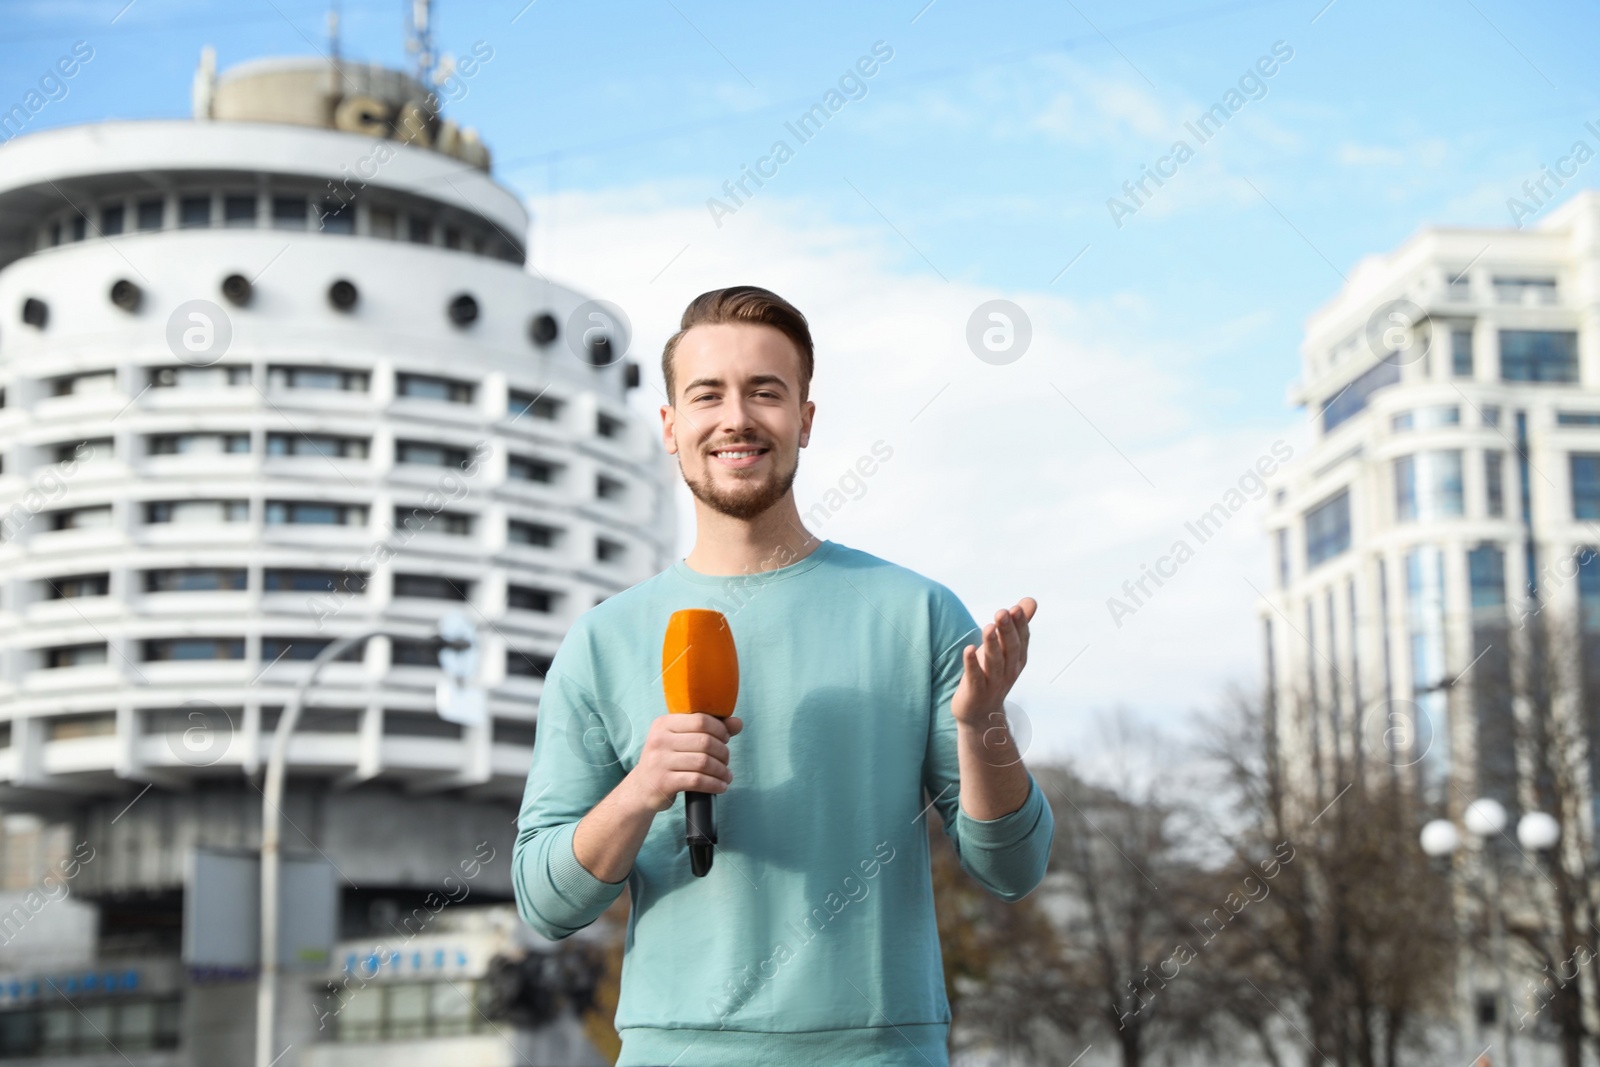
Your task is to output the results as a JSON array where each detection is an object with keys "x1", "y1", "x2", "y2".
[{"x1": 526, "y1": 184, "x2": 1299, "y2": 765}]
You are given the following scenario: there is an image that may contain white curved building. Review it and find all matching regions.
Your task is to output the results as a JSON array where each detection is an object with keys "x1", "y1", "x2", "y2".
[{"x1": 0, "y1": 48, "x2": 670, "y2": 1065}]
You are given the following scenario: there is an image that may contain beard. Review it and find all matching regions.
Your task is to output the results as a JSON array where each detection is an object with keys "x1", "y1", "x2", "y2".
[{"x1": 681, "y1": 443, "x2": 800, "y2": 521}]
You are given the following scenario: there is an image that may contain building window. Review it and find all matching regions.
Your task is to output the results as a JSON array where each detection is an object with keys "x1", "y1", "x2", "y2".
[
  {"x1": 1394, "y1": 451, "x2": 1464, "y2": 522},
  {"x1": 507, "y1": 455, "x2": 558, "y2": 483},
  {"x1": 507, "y1": 390, "x2": 562, "y2": 421},
  {"x1": 147, "y1": 432, "x2": 250, "y2": 455},
  {"x1": 101, "y1": 203, "x2": 125, "y2": 235},
  {"x1": 597, "y1": 475, "x2": 626, "y2": 500},
  {"x1": 391, "y1": 639, "x2": 444, "y2": 666},
  {"x1": 597, "y1": 413, "x2": 626, "y2": 439},
  {"x1": 1404, "y1": 545, "x2": 1449, "y2": 771},
  {"x1": 266, "y1": 365, "x2": 369, "y2": 391},
  {"x1": 1485, "y1": 451, "x2": 1505, "y2": 517},
  {"x1": 1468, "y1": 544, "x2": 1506, "y2": 610},
  {"x1": 51, "y1": 506, "x2": 113, "y2": 531},
  {"x1": 143, "y1": 638, "x2": 245, "y2": 661},
  {"x1": 1572, "y1": 454, "x2": 1600, "y2": 519},
  {"x1": 0, "y1": 996, "x2": 180, "y2": 1054},
  {"x1": 321, "y1": 980, "x2": 492, "y2": 1043},
  {"x1": 272, "y1": 195, "x2": 308, "y2": 230},
  {"x1": 1580, "y1": 549, "x2": 1600, "y2": 631},
  {"x1": 370, "y1": 208, "x2": 398, "y2": 239},
  {"x1": 136, "y1": 198, "x2": 164, "y2": 231},
  {"x1": 54, "y1": 437, "x2": 112, "y2": 462},
  {"x1": 385, "y1": 710, "x2": 462, "y2": 738},
  {"x1": 264, "y1": 568, "x2": 367, "y2": 594},
  {"x1": 44, "y1": 643, "x2": 108, "y2": 669},
  {"x1": 266, "y1": 433, "x2": 369, "y2": 459},
  {"x1": 1391, "y1": 406, "x2": 1459, "y2": 432},
  {"x1": 1493, "y1": 276, "x2": 1558, "y2": 306},
  {"x1": 394, "y1": 507, "x2": 472, "y2": 536},
  {"x1": 394, "y1": 441, "x2": 471, "y2": 468},
  {"x1": 260, "y1": 637, "x2": 364, "y2": 662},
  {"x1": 318, "y1": 199, "x2": 355, "y2": 234},
  {"x1": 396, "y1": 373, "x2": 473, "y2": 403},
  {"x1": 1451, "y1": 327, "x2": 1474, "y2": 377},
  {"x1": 1304, "y1": 489, "x2": 1351, "y2": 570},
  {"x1": 51, "y1": 370, "x2": 117, "y2": 396},
  {"x1": 494, "y1": 717, "x2": 539, "y2": 746},
  {"x1": 1274, "y1": 528, "x2": 1290, "y2": 588},
  {"x1": 149, "y1": 365, "x2": 250, "y2": 388},
  {"x1": 146, "y1": 500, "x2": 248, "y2": 524},
  {"x1": 1557, "y1": 411, "x2": 1600, "y2": 426},
  {"x1": 407, "y1": 216, "x2": 431, "y2": 244},
  {"x1": 143, "y1": 568, "x2": 247, "y2": 592},
  {"x1": 506, "y1": 649, "x2": 554, "y2": 677},
  {"x1": 508, "y1": 520, "x2": 557, "y2": 547},
  {"x1": 224, "y1": 194, "x2": 257, "y2": 227},
  {"x1": 1322, "y1": 360, "x2": 1401, "y2": 432},
  {"x1": 392, "y1": 574, "x2": 469, "y2": 600},
  {"x1": 507, "y1": 585, "x2": 557, "y2": 612},
  {"x1": 46, "y1": 573, "x2": 109, "y2": 599},
  {"x1": 1500, "y1": 330, "x2": 1578, "y2": 382},
  {"x1": 1481, "y1": 405, "x2": 1501, "y2": 427},
  {"x1": 266, "y1": 501, "x2": 367, "y2": 526},
  {"x1": 178, "y1": 195, "x2": 211, "y2": 228},
  {"x1": 596, "y1": 537, "x2": 626, "y2": 563}
]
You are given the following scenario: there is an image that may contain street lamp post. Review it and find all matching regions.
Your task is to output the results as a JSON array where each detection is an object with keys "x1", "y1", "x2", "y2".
[
  {"x1": 254, "y1": 626, "x2": 475, "y2": 1067},
  {"x1": 1421, "y1": 800, "x2": 1562, "y2": 1067}
]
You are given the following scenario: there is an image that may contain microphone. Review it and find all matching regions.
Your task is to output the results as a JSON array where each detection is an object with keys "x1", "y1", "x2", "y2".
[{"x1": 662, "y1": 608, "x2": 740, "y2": 877}]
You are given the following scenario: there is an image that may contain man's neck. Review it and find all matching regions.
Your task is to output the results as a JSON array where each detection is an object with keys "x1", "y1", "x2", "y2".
[{"x1": 682, "y1": 500, "x2": 822, "y2": 577}]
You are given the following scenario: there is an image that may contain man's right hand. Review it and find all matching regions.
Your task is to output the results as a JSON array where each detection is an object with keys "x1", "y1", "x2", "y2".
[{"x1": 625, "y1": 712, "x2": 744, "y2": 814}]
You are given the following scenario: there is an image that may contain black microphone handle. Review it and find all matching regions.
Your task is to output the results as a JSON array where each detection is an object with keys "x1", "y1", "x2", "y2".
[{"x1": 685, "y1": 791, "x2": 716, "y2": 877}]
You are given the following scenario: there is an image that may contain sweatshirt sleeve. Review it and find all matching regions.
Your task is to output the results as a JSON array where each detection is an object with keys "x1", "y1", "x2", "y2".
[
  {"x1": 921, "y1": 584, "x2": 1054, "y2": 903},
  {"x1": 512, "y1": 627, "x2": 632, "y2": 940}
]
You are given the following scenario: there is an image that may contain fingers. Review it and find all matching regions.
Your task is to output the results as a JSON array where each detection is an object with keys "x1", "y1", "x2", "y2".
[
  {"x1": 664, "y1": 749, "x2": 732, "y2": 787},
  {"x1": 994, "y1": 608, "x2": 1020, "y2": 668},
  {"x1": 665, "y1": 711, "x2": 735, "y2": 741}
]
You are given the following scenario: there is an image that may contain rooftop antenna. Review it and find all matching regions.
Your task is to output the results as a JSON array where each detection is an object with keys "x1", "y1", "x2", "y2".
[
  {"x1": 326, "y1": 1, "x2": 341, "y2": 63},
  {"x1": 406, "y1": 0, "x2": 436, "y2": 87}
]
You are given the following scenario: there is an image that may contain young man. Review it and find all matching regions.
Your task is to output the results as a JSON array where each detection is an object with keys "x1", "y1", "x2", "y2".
[{"x1": 512, "y1": 286, "x2": 1053, "y2": 1066}]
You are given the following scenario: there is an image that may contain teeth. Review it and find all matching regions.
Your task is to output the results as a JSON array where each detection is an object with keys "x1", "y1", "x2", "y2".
[{"x1": 716, "y1": 450, "x2": 762, "y2": 459}]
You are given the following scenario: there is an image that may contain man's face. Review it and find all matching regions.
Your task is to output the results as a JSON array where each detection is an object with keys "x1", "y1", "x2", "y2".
[{"x1": 661, "y1": 322, "x2": 813, "y2": 522}]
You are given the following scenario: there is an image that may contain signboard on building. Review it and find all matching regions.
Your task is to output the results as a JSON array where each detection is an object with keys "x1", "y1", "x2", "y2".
[{"x1": 182, "y1": 848, "x2": 336, "y2": 972}]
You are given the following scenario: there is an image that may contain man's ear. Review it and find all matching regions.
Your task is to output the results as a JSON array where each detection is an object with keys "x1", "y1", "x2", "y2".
[{"x1": 660, "y1": 403, "x2": 678, "y2": 455}]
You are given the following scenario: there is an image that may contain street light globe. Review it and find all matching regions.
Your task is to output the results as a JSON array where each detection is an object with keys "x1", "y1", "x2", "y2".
[
  {"x1": 1463, "y1": 798, "x2": 1508, "y2": 837},
  {"x1": 1420, "y1": 819, "x2": 1460, "y2": 857},
  {"x1": 1517, "y1": 811, "x2": 1561, "y2": 851}
]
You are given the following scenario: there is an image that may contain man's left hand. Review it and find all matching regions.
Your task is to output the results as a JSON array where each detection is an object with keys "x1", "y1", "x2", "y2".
[{"x1": 951, "y1": 597, "x2": 1037, "y2": 727}]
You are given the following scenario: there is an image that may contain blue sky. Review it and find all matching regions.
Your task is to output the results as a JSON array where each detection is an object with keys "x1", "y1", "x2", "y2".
[{"x1": 7, "y1": 0, "x2": 1600, "y2": 768}]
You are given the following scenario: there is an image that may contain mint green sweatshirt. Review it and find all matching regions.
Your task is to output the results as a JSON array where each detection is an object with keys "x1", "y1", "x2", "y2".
[{"x1": 512, "y1": 539, "x2": 1053, "y2": 1066}]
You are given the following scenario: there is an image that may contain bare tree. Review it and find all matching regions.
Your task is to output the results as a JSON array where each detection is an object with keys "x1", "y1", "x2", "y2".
[{"x1": 1200, "y1": 688, "x2": 1457, "y2": 1067}]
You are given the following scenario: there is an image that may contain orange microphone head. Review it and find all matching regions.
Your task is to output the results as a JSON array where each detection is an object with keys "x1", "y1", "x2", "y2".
[{"x1": 662, "y1": 609, "x2": 739, "y2": 717}]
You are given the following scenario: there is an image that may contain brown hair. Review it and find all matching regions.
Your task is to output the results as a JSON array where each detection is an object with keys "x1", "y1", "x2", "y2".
[{"x1": 661, "y1": 286, "x2": 814, "y2": 406}]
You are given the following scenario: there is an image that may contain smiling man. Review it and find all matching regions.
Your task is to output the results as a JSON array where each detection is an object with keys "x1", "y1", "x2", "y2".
[{"x1": 512, "y1": 285, "x2": 1053, "y2": 1066}]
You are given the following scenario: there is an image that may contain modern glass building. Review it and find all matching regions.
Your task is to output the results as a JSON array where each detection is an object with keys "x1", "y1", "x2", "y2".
[{"x1": 1261, "y1": 191, "x2": 1600, "y2": 812}]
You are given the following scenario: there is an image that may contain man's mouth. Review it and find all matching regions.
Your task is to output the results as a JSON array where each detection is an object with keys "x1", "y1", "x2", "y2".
[{"x1": 710, "y1": 446, "x2": 769, "y2": 469}]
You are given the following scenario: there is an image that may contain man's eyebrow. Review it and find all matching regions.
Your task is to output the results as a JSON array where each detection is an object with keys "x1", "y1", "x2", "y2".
[{"x1": 681, "y1": 374, "x2": 791, "y2": 393}]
